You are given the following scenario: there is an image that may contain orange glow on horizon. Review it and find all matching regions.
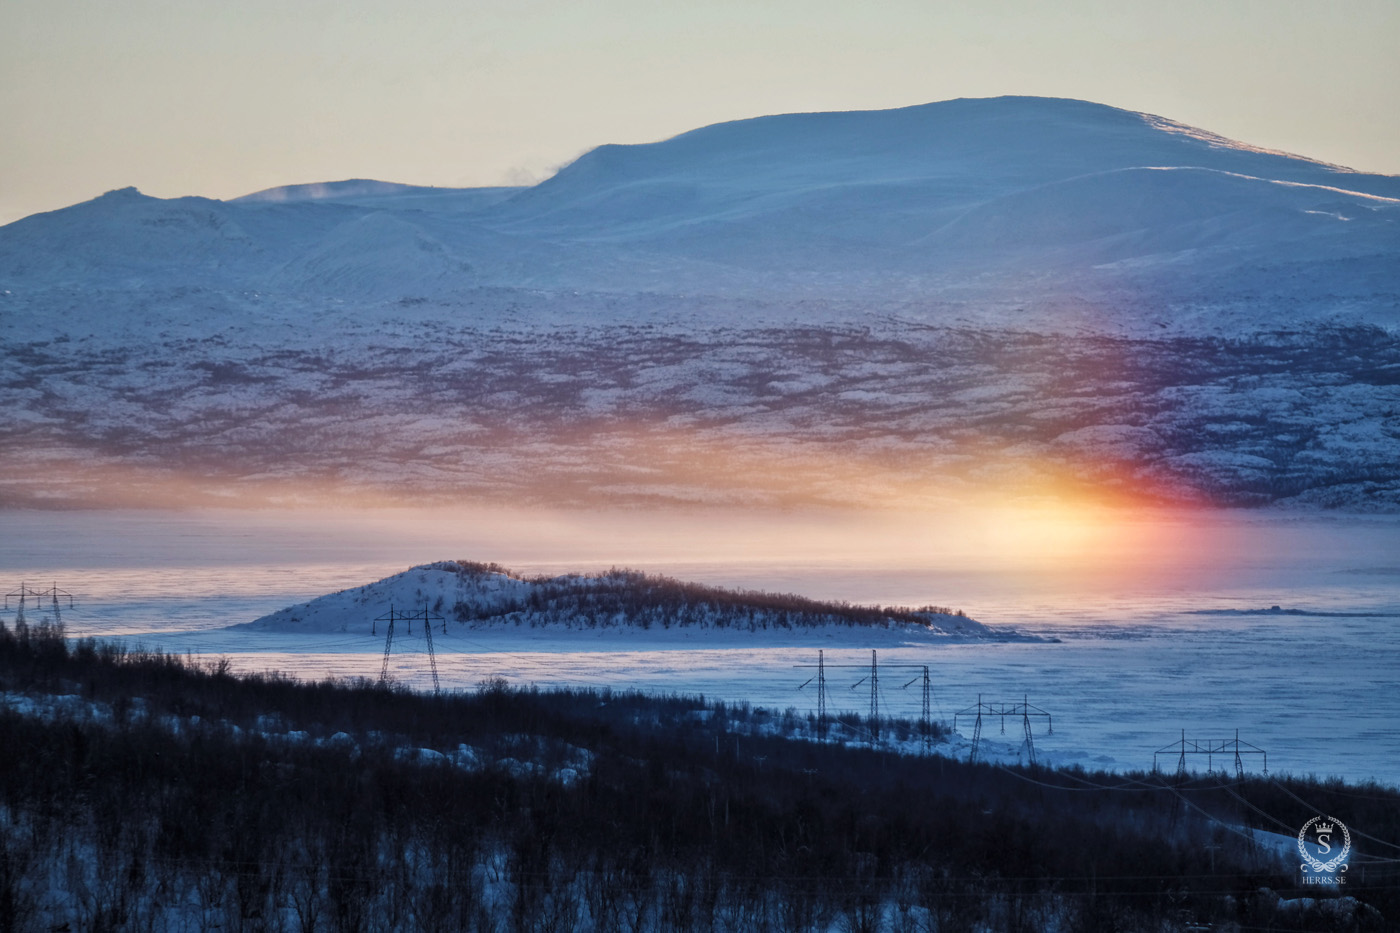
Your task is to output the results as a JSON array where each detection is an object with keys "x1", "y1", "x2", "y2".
[
  {"x1": 0, "y1": 421, "x2": 1202, "y2": 514},
  {"x1": 1, "y1": 422, "x2": 1230, "y2": 584}
]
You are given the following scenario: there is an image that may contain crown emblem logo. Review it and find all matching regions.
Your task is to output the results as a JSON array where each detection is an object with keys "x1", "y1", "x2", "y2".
[{"x1": 1297, "y1": 816, "x2": 1351, "y2": 876}]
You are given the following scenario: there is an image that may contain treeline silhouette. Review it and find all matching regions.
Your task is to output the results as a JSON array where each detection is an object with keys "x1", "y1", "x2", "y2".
[
  {"x1": 0, "y1": 619, "x2": 1392, "y2": 932},
  {"x1": 438, "y1": 561, "x2": 971, "y2": 632}
]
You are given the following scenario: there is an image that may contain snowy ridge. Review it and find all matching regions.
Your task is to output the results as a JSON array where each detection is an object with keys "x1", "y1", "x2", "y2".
[
  {"x1": 241, "y1": 561, "x2": 1023, "y2": 641},
  {"x1": 3, "y1": 96, "x2": 1398, "y2": 307}
]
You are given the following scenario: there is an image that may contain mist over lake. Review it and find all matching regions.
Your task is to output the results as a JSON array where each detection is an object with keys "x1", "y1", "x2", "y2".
[{"x1": 5, "y1": 506, "x2": 1396, "y2": 786}]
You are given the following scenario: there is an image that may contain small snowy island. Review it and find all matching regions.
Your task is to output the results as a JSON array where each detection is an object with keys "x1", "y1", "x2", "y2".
[{"x1": 239, "y1": 561, "x2": 1030, "y2": 643}]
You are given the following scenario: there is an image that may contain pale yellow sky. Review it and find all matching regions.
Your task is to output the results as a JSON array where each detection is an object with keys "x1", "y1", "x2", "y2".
[{"x1": 2, "y1": 0, "x2": 1397, "y2": 225}]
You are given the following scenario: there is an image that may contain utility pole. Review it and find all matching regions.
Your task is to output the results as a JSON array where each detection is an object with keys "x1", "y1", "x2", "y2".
[
  {"x1": 923, "y1": 666, "x2": 931, "y2": 751},
  {"x1": 971, "y1": 693, "x2": 983, "y2": 764},
  {"x1": 380, "y1": 611, "x2": 396, "y2": 683},
  {"x1": 898, "y1": 666, "x2": 935, "y2": 750},
  {"x1": 1203, "y1": 843, "x2": 1221, "y2": 873},
  {"x1": 1021, "y1": 694, "x2": 1036, "y2": 766},
  {"x1": 796, "y1": 650, "x2": 829, "y2": 740},
  {"x1": 869, "y1": 649, "x2": 879, "y2": 742}
]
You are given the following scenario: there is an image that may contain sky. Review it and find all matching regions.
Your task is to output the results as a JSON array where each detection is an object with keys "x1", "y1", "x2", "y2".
[{"x1": 2, "y1": 0, "x2": 1398, "y2": 227}]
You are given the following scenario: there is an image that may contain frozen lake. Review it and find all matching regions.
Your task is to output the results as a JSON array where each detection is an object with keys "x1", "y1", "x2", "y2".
[{"x1": 2, "y1": 507, "x2": 1398, "y2": 786}]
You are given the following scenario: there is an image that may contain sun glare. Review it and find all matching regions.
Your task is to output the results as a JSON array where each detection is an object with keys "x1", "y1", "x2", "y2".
[{"x1": 970, "y1": 498, "x2": 1174, "y2": 571}]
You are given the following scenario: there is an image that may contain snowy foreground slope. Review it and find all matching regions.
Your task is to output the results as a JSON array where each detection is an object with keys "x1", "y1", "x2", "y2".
[
  {"x1": 2, "y1": 96, "x2": 1399, "y2": 510},
  {"x1": 239, "y1": 561, "x2": 1022, "y2": 642},
  {"x1": 11, "y1": 628, "x2": 1387, "y2": 933}
]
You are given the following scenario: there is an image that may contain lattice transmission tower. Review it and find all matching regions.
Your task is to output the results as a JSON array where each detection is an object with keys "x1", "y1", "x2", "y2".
[
  {"x1": 374, "y1": 605, "x2": 446, "y2": 693},
  {"x1": 954, "y1": 695, "x2": 1052, "y2": 766},
  {"x1": 1153, "y1": 729, "x2": 1267, "y2": 779},
  {"x1": 796, "y1": 650, "x2": 938, "y2": 749},
  {"x1": 5, "y1": 582, "x2": 74, "y2": 627}
]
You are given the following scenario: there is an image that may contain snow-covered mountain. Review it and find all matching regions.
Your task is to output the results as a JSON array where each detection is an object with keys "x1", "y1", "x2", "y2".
[
  {"x1": 488, "y1": 97, "x2": 1400, "y2": 279},
  {"x1": 2, "y1": 96, "x2": 1396, "y2": 311},
  {"x1": 2, "y1": 97, "x2": 1398, "y2": 511},
  {"x1": 240, "y1": 561, "x2": 1014, "y2": 641}
]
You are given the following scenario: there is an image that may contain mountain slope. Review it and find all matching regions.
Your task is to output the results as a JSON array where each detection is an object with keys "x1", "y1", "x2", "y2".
[{"x1": 3, "y1": 97, "x2": 1400, "y2": 512}]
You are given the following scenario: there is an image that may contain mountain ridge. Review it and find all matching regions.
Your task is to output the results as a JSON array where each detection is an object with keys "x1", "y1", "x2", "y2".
[{"x1": 2, "y1": 95, "x2": 1397, "y2": 316}]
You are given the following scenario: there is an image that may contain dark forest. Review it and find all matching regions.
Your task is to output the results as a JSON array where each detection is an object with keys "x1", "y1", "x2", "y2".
[{"x1": 1, "y1": 619, "x2": 1395, "y2": 932}]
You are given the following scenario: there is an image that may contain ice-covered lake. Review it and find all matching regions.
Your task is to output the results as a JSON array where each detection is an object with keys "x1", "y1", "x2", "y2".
[{"x1": 2, "y1": 507, "x2": 1397, "y2": 786}]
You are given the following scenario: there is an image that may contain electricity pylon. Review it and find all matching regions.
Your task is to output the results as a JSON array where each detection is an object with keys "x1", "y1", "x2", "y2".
[
  {"x1": 1153, "y1": 729, "x2": 1267, "y2": 779},
  {"x1": 374, "y1": 605, "x2": 445, "y2": 693},
  {"x1": 5, "y1": 582, "x2": 74, "y2": 626},
  {"x1": 796, "y1": 651, "x2": 937, "y2": 749},
  {"x1": 954, "y1": 695, "x2": 1052, "y2": 766}
]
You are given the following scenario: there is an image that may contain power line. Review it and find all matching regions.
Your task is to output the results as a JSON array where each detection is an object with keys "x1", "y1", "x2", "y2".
[
  {"x1": 796, "y1": 651, "x2": 938, "y2": 750},
  {"x1": 1263, "y1": 776, "x2": 1400, "y2": 853},
  {"x1": 1153, "y1": 729, "x2": 1267, "y2": 779}
]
